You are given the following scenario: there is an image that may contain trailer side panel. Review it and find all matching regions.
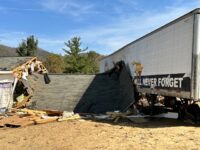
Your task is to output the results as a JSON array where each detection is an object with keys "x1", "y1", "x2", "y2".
[{"x1": 100, "y1": 15, "x2": 194, "y2": 98}]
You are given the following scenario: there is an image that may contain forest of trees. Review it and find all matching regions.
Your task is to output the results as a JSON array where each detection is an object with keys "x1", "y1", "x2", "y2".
[{"x1": 17, "y1": 36, "x2": 103, "y2": 74}]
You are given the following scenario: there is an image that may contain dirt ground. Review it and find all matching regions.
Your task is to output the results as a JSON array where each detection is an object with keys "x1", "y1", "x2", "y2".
[{"x1": 0, "y1": 117, "x2": 199, "y2": 150}]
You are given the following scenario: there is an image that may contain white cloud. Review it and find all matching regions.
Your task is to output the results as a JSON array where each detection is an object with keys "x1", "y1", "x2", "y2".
[
  {"x1": 0, "y1": 6, "x2": 45, "y2": 13},
  {"x1": 68, "y1": 5, "x2": 196, "y2": 54},
  {"x1": 1, "y1": 0, "x2": 200, "y2": 55},
  {"x1": 40, "y1": 0, "x2": 95, "y2": 16},
  {"x1": 0, "y1": 6, "x2": 197, "y2": 55}
]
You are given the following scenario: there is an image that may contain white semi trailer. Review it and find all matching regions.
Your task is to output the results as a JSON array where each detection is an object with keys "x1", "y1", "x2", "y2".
[{"x1": 100, "y1": 9, "x2": 200, "y2": 120}]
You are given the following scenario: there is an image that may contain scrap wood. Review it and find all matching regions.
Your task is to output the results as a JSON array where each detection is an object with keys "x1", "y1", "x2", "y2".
[
  {"x1": 0, "y1": 123, "x2": 5, "y2": 128},
  {"x1": 0, "y1": 115, "x2": 19, "y2": 126},
  {"x1": 24, "y1": 99, "x2": 32, "y2": 107},
  {"x1": 0, "y1": 115, "x2": 35, "y2": 128},
  {"x1": 0, "y1": 116, "x2": 5, "y2": 120},
  {"x1": 34, "y1": 117, "x2": 58, "y2": 124},
  {"x1": 22, "y1": 115, "x2": 41, "y2": 121},
  {"x1": 37, "y1": 109, "x2": 63, "y2": 116},
  {"x1": 14, "y1": 95, "x2": 32, "y2": 109},
  {"x1": 0, "y1": 108, "x2": 68, "y2": 128},
  {"x1": 12, "y1": 108, "x2": 63, "y2": 116},
  {"x1": 62, "y1": 111, "x2": 74, "y2": 118},
  {"x1": 5, "y1": 119, "x2": 34, "y2": 128},
  {"x1": 58, "y1": 114, "x2": 81, "y2": 122},
  {"x1": 0, "y1": 116, "x2": 6, "y2": 127},
  {"x1": 11, "y1": 108, "x2": 47, "y2": 116}
]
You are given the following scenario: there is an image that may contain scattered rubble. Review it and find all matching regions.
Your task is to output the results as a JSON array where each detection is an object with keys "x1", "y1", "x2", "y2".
[{"x1": 0, "y1": 108, "x2": 82, "y2": 128}]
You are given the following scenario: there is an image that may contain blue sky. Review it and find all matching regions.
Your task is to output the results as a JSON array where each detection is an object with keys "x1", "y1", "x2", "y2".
[{"x1": 0, "y1": 0, "x2": 200, "y2": 55}]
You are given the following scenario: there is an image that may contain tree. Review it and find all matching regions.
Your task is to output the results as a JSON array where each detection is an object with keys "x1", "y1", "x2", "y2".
[
  {"x1": 80, "y1": 51, "x2": 101, "y2": 74},
  {"x1": 63, "y1": 37, "x2": 87, "y2": 57},
  {"x1": 63, "y1": 37, "x2": 88, "y2": 73},
  {"x1": 44, "y1": 54, "x2": 65, "y2": 73},
  {"x1": 63, "y1": 36, "x2": 103, "y2": 74},
  {"x1": 87, "y1": 51, "x2": 102, "y2": 73},
  {"x1": 16, "y1": 35, "x2": 38, "y2": 56},
  {"x1": 17, "y1": 41, "x2": 27, "y2": 56}
]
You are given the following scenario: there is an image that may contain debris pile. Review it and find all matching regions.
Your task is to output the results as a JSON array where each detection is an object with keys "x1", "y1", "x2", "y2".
[
  {"x1": 0, "y1": 57, "x2": 50, "y2": 113},
  {"x1": 0, "y1": 57, "x2": 70, "y2": 128},
  {"x1": 0, "y1": 57, "x2": 180, "y2": 128},
  {"x1": 0, "y1": 108, "x2": 81, "y2": 128}
]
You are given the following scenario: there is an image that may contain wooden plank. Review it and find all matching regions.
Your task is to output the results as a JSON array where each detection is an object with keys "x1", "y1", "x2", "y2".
[
  {"x1": 37, "y1": 109, "x2": 63, "y2": 116},
  {"x1": 6, "y1": 120, "x2": 35, "y2": 127},
  {"x1": 11, "y1": 108, "x2": 47, "y2": 116},
  {"x1": 0, "y1": 114, "x2": 40, "y2": 128},
  {"x1": 15, "y1": 95, "x2": 32, "y2": 109},
  {"x1": 0, "y1": 115, "x2": 21, "y2": 128},
  {"x1": 6, "y1": 116, "x2": 35, "y2": 127},
  {"x1": 34, "y1": 117, "x2": 58, "y2": 124},
  {"x1": 58, "y1": 114, "x2": 81, "y2": 122},
  {"x1": 0, "y1": 122, "x2": 5, "y2": 128}
]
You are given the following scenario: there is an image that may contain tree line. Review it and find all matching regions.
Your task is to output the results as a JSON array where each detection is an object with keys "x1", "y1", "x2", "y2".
[{"x1": 16, "y1": 35, "x2": 103, "y2": 74}]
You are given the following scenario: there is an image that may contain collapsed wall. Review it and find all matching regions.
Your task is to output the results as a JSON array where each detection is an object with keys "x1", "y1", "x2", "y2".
[{"x1": 29, "y1": 65, "x2": 135, "y2": 113}]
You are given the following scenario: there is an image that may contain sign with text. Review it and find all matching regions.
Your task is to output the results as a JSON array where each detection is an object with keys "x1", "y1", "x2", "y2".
[{"x1": 135, "y1": 73, "x2": 190, "y2": 91}]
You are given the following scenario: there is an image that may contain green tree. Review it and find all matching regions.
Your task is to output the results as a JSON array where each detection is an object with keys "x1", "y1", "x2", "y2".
[
  {"x1": 87, "y1": 51, "x2": 101, "y2": 73},
  {"x1": 63, "y1": 37, "x2": 88, "y2": 73},
  {"x1": 16, "y1": 35, "x2": 38, "y2": 56},
  {"x1": 44, "y1": 54, "x2": 65, "y2": 73},
  {"x1": 79, "y1": 51, "x2": 101, "y2": 74},
  {"x1": 17, "y1": 41, "x2": 27, "y2": 56},
  {"x1": 63, "y1": 37, "x2": 103, "y2": 74}
]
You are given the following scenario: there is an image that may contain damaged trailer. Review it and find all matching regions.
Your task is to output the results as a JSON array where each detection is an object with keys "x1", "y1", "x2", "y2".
[{"x1": 100, "y1": 8, "x2": 200, "y2": 121}]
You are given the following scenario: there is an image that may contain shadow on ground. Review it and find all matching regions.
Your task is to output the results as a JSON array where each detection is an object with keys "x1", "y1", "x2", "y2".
[{"x1": 83, "y1": 117, "x2": 200, "y2": 128}]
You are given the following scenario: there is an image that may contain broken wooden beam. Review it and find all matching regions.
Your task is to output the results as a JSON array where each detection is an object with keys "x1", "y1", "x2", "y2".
[
  {"x1": 37, "y1": 109, "x2": 63, "y2": 116},
  {"x1": 11, "y1": 108, "x2": 47, "y2": 116},
  {"x1": 14, "y1": 95, "x2": 32, "y2": 109},
  {"x1": 34, "y1": 117, "x2": 58, "y2": 124},
  {"x1": 58, "y1": 114, "x2": 81, "y2": 122}
]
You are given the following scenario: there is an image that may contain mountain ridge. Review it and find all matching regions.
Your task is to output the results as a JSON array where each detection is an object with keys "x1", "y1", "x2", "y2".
[{"x1": 0, "y1": 44, "x2": 51, "y2": 60}]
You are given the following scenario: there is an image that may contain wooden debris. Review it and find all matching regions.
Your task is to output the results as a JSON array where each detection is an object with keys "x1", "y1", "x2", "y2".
[
  {"x1": 11, "y1": 108, "x2": 47, "y2": 116},
  {"x1": 0, "y1": 116, "x2": 6, "y2": 128},
  {"x1": 58, "y1": 114, "x2": 81, "y2": 122},
  {"x1": 0, "y1": 116, "x2": 5, "y2": 120},
  {"x1": 38, "y1": 109, "x2": 63, "y2": 116},
  {"x1": 0, "y1": 108, "x2": 80, "y2": 128},
  {"x1": 14, "y1": 95, "x2": 32, "y2": 109},
  {"x1": 0, "y1": 114, "x2": 59, "y2": 128},
  {"x1": 34, "y1": 117, "x2": 58, "y2": 124},
  {"x1": 0, "y1": 115, "x2": 35, "y2": 128},
  {"x1": 5, "y1": 119, "x2": 34, "y2": 128}
]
